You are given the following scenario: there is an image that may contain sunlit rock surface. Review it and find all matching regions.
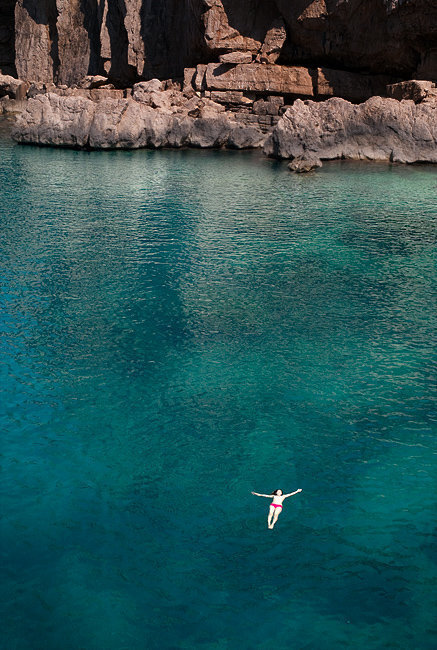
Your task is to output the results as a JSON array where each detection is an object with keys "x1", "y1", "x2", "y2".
[{"x1": 265, "y1": 97, "x2": 437, "y2": 168}]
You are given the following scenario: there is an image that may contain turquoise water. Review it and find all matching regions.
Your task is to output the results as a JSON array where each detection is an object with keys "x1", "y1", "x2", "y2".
[{"x1": 1, "y1": 123, "x2": 436, "y2": 649}]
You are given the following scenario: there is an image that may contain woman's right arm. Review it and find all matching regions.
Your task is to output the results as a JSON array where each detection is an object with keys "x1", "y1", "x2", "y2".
[{"x1": 251, "y1": 492, "x2": 270, "y2": 497}]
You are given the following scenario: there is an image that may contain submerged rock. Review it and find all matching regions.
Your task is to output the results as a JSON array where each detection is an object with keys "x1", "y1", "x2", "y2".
[
  {"x1": 265, "y1": 97, "x2": 437, "y2": 166},
  {"x1": 288, "y1": 156, "x2": 322, "y2": 173}
]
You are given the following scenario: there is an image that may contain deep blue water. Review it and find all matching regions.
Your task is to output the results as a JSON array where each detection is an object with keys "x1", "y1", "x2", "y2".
[{"x1": 1, "y1": 122, "x2": 436, "y2": 649}]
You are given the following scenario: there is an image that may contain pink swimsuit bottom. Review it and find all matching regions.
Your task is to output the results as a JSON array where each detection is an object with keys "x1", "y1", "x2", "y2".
[{"x1": 271, "y1": 503, "x2": 283, "y2": 509}]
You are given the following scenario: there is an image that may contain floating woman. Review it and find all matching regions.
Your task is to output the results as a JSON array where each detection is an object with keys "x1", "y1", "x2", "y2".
[{"x1": 251, "y1": 488, "x2": 302, "y2": 529}]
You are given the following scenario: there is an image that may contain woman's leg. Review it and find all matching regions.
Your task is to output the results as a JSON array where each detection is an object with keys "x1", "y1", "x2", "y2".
[
  {"x1": 271, "y1": 507, "x2": 282, "y2": 528},
  {"x1": 268, "y1": 505, "x2": 275, "y2": 528}
]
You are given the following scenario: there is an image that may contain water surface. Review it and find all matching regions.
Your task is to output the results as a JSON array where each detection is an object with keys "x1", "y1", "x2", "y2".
[{"x1": 1, "y1": 125, "x2": 436, "y2": 649}]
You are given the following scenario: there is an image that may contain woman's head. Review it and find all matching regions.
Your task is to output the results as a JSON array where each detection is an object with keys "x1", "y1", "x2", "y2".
[{"x1": 272, "y1": 489, "x2": 283, "y2": 496}]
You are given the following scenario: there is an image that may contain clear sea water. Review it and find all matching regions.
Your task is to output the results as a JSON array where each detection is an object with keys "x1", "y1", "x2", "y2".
[{"x1": 1, "y1": 120, "x2": 436, "y2": 650}]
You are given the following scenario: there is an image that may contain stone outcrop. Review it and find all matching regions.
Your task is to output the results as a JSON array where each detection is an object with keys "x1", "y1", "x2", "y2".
[
  {"x1": 386, "y1": 79, "x2": 436, "y2": 103},
  {"x1": 264, "y1": 96, "x2": 437, "y2": 169},
  {"x1": 288, "y1": 155, "x2": 322, "y2": 173},
  {"x1": 204, "y1": 63, "x2": 314, "y2": 96},
  {"x1": 12, "y1": 87, "x2": 266, "y2": 150},
  {"x1": 0, "y1": 72, "x2": 27, "y2": 99},
  {"x1": 194, "y1": 62, "x2": 397, "y2": 103},
  {"x1": 11, "y1": 83, "x2": 437, "y2": 172}
]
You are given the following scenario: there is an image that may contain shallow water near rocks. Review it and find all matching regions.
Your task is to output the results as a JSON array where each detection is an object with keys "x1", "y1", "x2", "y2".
[{"x1": 1, "y1": 125, "x2": 436, "y2": 649}]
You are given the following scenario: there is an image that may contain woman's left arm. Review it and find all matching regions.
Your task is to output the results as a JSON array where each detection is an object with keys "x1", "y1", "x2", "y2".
[{"x1": 283, "y1": 489, "x2": 303, "y2": 498}]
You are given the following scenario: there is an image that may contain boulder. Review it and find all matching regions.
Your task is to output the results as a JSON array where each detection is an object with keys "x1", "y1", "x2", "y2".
[
  {"x1": 205, "y1": 63, "x2": 314, "y2": 96},
  {"x1": 78, "y1": 76, "x2": 109, "y2": 90},
  {"x1": 256, "y1": 18, "x2": 287, "y2": 64},
  {"x1": 210, "y1": 91, "x2": 255, "y2": 106},
  {"x1": 264, "y1": 96, "x2": 437, "y2": 166},
  {"x1": 288, "y1": 155, "x2": 322, "y2": 173},
  {"x1": 386, "y1": 80, "x2": 435, "y2": 102},
  {"x1": 219, "y1": 52, "x2": 253, "y2": 65},
  {"x1": 0, "y1": 73, "x2": 28, "y2": 100},
  {"x1": 253, "y1": 96, "x2": 284, "y2": 115},
  {"x1": 132, "y1": 79, "x2": 164, "y2": 101}
]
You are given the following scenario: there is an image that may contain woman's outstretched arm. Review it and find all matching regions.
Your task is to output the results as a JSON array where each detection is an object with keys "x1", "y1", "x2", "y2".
[
  {"x1": 283, "y1": 489, "x2": 303, "y2": 498},
  {"x1": 251, "y1": 491, "x2": 271, "y2": 497}
]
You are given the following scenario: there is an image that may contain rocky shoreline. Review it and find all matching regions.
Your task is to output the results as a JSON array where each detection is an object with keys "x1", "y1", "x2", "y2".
[
  {"x1": 1, "y1": 0, "x2": 436, "y2": 172},
  {"x1": 4, "y1": 76, "x2": 436, "y2": 172}
]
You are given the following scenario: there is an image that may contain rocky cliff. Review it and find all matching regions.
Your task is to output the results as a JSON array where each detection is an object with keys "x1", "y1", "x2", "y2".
[
  {"x1": 3, "y1": 1, "x2": 437, "y2": 171},
  {"x1": 1, "y1": 1, "x2": 436, "y2": 87}
]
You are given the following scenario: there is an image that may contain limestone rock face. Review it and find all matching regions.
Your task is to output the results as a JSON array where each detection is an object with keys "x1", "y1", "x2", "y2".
[
  {"x1": 7, "y1": 1, "x2": 437, "y2": 87},
  {"x1": 265, "y1": 97, "x2": 437, "y2": 165},
  {"x1": 275, "y1": 0, "x2": 437, "y2": 78},
  {"x1": 12, "y1": 90, "x2": 266, "y2": 150},
  {"x1": 14, "y1": 1, "x2": 58, "y2": 83},
  {"x1": 204, "y1": 63, "x2": 314, "y2": 96},
  {"x1": 12, "y1": 93, "x2": 97, "y2": 147},
  {"x1": 13, "y1": 0, "x2": 205, "y2": 85}
]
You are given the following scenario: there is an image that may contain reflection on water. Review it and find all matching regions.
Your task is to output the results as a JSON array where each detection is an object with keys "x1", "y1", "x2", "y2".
[{"x1": 1, "y1": 129, "x2": 436, "y2": 649}]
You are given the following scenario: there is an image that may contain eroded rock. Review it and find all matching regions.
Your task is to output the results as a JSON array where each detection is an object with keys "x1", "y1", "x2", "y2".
[
  {"x1": 257, "y1": 18, "x2": 287, "y2": 64},
  {"x1": 0, "y1": 73, "x2": 27, "y2": 99},
  {"x1": 265, "y1": 96, "x2": 437, "y2": 166},
  {"x1": 7, "y1": 1, "x2": 437, "y2": 89},
  {"x1": 205, "y1": 63, "x2": 314, "y2": 96},
  {"x1": 386, "y1": 80, "x2": 435, "y2": 102},
  {"x1": 219, "y1": 52, "x2": 253, "y2": 65},
  {"x1": 78, "y1": 76, "x2": 109, "y2": 90},
  {"x1": 12, "y1": 91, "x2": 267, "y2": 151}
]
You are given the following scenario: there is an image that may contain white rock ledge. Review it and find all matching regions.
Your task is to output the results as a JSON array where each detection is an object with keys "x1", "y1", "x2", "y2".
[
  {"x1": 11, "y1": 92, "x2": 265, "y2": 150},
  {"x1": 264, "y1": 97, "x2": 437, "y2": 166}
]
